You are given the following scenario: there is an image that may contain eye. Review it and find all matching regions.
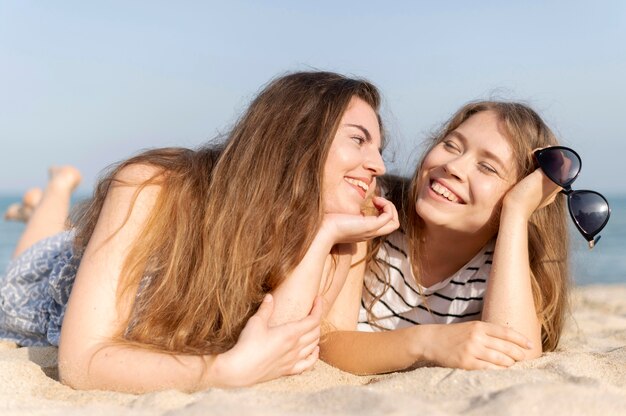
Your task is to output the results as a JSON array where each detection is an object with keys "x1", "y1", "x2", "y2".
[
  {"x1": 442, "y1": 139, "x2": 461, "y2": 153},
  {"x1": 351, "y1": 135, "x2": 366, "y2": 145},
  {"x1": 478, "y1": 162, "x2": 498, "y2": 174}
]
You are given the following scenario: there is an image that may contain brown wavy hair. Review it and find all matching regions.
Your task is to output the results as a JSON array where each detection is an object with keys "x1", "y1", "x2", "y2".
[
  {"x1": 367, "y1": 101, "x2": 569, "y2": 351},
  {"x1": 72, "y1": 71, "x2": 382, "y2": 354}
]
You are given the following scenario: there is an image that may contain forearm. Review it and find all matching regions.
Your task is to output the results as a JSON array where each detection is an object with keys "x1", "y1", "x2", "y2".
[
  {"x1": 270, "y1": 230, "x2": 339, "y2": 326},
  {"x1": 482, "y1": 207, "x2": 542, "y2": 357},
  {"x1": 272, "y1": 202, "x2": 400, "y2": 326},
  {"x1": 59, "y1": 343, "x2": 240, "y2": 393},
  {"x1": 320, "y1": 328, "x2": 418, "y2": 375}
]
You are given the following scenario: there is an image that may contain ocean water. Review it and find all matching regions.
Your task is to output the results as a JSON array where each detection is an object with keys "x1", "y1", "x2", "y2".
[{"x1": 0, "y1": 194, "x2": 624, "y2": 285}]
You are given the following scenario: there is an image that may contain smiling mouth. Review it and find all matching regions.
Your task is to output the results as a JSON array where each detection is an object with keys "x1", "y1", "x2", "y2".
[
  {"x1": 345, "y1": 177, "x2": 369, "y2": 197},
  {"x1": 430, "y1": 180, "x2": 464, "y2": 204}
]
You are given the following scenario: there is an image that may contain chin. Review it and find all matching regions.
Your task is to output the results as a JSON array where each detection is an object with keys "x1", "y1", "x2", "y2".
[{"x1": 323, "y1": 202, "x2": 362, "y2": 216}]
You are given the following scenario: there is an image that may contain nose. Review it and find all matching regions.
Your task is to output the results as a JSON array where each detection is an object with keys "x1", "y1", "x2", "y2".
[
  {"x1": 443, "y1": 155, "x2": 467, "y2": 181},
  {"x1": 365, "y1": 149, "x2": 386, "y2": 176}
]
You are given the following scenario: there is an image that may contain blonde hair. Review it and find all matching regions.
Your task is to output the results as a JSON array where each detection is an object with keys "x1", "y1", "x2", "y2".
[
  {"x1": 73, "y1": 71, "x2": 382, "y2": 354},
  {"x1": 369, "y1": 101, "x2": 569, "y2": 351}
]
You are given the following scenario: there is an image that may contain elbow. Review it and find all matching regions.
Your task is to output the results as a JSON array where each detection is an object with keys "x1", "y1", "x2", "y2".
[
  {"x1": 58, "y1": 342, "x2": 96, "y2": 390},
  {"x1": 58, "y1": 361, "x2": 87, "y2": 390},
  {"x1": 58, "y1": 357, "x2": 87, "y2": 390},
  {"x1": 58, "y1": 366, "x2": 85, "y2": 390}
]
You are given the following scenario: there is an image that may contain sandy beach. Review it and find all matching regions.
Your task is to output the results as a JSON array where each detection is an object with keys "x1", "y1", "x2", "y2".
[{"x1": 1, "y1": 284, "x2": 625, "y2": 416}]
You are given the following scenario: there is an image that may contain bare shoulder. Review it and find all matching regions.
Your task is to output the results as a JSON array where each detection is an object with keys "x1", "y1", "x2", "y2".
[
  {"x1": 112, "y1": 163, "x2": 165, "y2": 187},
  {"x1": 95, "y1": 163, "x2": 167, "y2": 233},
  {"x1": 106, "y1": 163, "x2": 166, "y2": 209}
]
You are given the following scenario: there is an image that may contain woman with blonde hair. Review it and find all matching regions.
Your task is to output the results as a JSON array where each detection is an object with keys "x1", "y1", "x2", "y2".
[
  {"x1": 0, "y1": 71, "x2": 399, "y2": 391},
  {"x1": 321, "y1": 100, "x2": 610, "y2": 373}
]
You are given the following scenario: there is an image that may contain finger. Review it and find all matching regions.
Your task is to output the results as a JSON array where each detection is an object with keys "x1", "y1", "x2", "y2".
[
  {"x1": 373, "y1": 197, "x2": 399, "y2": 228},
  {"x1": 391, "y1": 200, "x2": 399, "y2": 223},
  {"x1": 484, "y1": 324, "x2": 533, "y2": 350},
  {"x1": 297, "y1": 338, "x2": 320, "y2": 360},
  {"x1": 372, "y1": 196, "x2": 395, "y2": 216},
  {"x1": 379, "y1": 214, "x2": 400, "y2": 233},
  {"x1": 295, "y1": 322, "x2": 321, "y2": 347},
  {"x1": 366, "y1": 209, "x2": 393, "y2": 227},
  {"x1": 308, "y1": 296, "x2": 323, "y2": 322},
  {"x1": 251, "y1": 294, "x2": 275, "y2": 324},
  {"x1": 483, "y1": 338, "x2": 527, "y2": 362},
  {"x1": 290, "y1": 346, "x2": 319, "y2": 375},
  {"x1": 362, "y1": 204, "x2": 398, "y2": 236},
  {"x1": 474, "y1": 344, "x2": 519, "y2": 367},
  {"x1": 473, "y1": 358, "x2": 508, "y2": 370},
  {"x1": 542, "y1": 178, "x2": 562, "y2": 195}
]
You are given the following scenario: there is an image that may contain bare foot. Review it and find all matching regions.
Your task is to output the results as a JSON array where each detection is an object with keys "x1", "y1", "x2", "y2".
[
  {"x1": 4, "y1": 187, "x2": 43, "y2": 222},
  {"x1": 4, "y1": 203, "x2": 28, "y2": 221},
  {"x1": 23, "y1": 187, "x2": 43, "y2": 208},
  {"x1": 48, "y1": 165, "x2": 82, "y2": 193}
]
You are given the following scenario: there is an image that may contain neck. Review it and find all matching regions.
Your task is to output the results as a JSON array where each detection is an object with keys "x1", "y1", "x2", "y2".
[{"x1": 417, "y1": 223, "x2": 493, "y2": 288}]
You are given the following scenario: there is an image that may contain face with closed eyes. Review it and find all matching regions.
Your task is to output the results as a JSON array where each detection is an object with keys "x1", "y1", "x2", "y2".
[
  {"x1": 415, "y1": 110, "x2": 518, "y2": 237},
  {"x1": 322, "y1": 97, "x2": 385, "y2": 215}
]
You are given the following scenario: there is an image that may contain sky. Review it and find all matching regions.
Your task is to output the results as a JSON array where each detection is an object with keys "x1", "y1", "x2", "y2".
[{"x1": 1, "y1": 1, "x2": 625, "y2": 196}]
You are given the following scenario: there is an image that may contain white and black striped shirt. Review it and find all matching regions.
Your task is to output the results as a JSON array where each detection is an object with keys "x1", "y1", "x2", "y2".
[{"x1": 357, "y1": 230, "x2": 495, "y2": 332}]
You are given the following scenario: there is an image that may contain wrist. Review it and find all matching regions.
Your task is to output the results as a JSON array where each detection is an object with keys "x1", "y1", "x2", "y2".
[
  {"x1": 403, "y1": 326, "x2": 429, "y2": 363},
  {"x1": 317, "y1": 219, "x2": 341, "y2": 248},
  {"x1": 500, "y1": 200, "x2": 533, "y2": 225},
  {"x1": 206, "y1": 352, "x2": 247, "y2": 389}
]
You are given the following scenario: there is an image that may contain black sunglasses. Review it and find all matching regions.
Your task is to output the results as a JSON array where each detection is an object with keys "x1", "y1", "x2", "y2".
[{"x1": 534, "y1": 146, "x2": 611, "y2": 249}]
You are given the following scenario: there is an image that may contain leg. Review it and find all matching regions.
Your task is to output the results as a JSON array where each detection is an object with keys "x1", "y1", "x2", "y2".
[{"x1": 12, "y1": 166, "x2": 82, "y2": 259}]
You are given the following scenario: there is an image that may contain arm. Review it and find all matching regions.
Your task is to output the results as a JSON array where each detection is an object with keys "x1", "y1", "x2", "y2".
[
  {"x1": 270, "y1": 196, "x2": 399, "y2": 326},
  {"x1": 320, "y1": 322, "x2": 532, "y2": 374},
  {"x1": 58, "y1": 165, "x2": 322, "y2": 393},
  {"x1": 321, "y1": 219, "x2": 536, "y2": 374},
  {"x1": 321, "y1": 240, "x2": 424, "y2": 375},
  {"x1": 324, "y1": 241, "x2": 368, "y2": 330},
  {"x1": 481, "y1": 168, "x2": 561, "y2": 358},
  {"x1": 319, "y1": 172, "x2": 558, "y2": 374}
]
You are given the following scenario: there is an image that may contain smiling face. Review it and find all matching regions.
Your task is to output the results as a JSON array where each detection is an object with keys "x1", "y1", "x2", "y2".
[
  {"x1": 322, "y1": 97, "x2": 385, "y2": 215},
  {"x1": 415, "y1": 110, "x2": 518, "y2": 236}
]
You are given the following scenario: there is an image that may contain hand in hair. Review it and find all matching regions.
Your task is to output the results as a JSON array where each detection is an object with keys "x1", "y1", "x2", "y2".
[
  {"x1": 322, "y1": 196, "x2": 399, "y2": 244},
  {"x1": 502, "y1": 168, "x2": 561, "y2": 219},
  {"x1": 218, "y1": 295, "x2": 323, "y2": 386},
  {"x1": 415, "y1": 321, "x2": 533, "y2": 370}
]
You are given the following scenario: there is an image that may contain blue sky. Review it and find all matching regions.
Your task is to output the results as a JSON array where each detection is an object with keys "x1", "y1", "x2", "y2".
[{"x1": 1, "y1": 1, "x2": 625, "y2": 195}]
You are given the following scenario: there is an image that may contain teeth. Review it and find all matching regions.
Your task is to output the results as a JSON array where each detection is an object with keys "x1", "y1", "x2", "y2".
[
  {"x1": 431, "y1": 181, "x2": 460, "y2": 203},
  {"x1": 345, "y1": 178, "x2": 369, "y2": 193}
]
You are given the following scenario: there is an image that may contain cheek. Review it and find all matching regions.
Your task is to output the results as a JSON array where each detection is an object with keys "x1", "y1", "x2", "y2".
[
  {"x1": 475, "y1": 180, "x2": 510, "y2": 210},
  {"x1": 321, "y1": 185, "x2": 340, "y2": 213},
  {"x1": 421, "y1": 151, "x2": 440, "y2": 171},
  {"x1": 322, "y1": 152, "x2": 344, "y2": 189}
]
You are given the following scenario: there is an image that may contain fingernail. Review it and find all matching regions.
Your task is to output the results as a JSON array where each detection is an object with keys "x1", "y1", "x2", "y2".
[
  {"x1": 264, "y1": 294, "x2": 273, "y2": 302},
  {"x1": 527, "y1": 341, "x2": 533, "y2": 349}
]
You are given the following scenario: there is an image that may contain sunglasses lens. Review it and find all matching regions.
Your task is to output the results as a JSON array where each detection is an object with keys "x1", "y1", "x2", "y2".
[
  {"x1": 569, "y1": 191, "x2": 610, "y2": 236},
  {"x1": 537, "y1": 148, "x2": 581, "y2": 186}
]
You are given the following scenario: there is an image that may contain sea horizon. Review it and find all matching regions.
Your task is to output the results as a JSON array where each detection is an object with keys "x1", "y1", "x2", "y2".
[{"x1": 1, "y1": 193, "x2": 625, "y2": 286}]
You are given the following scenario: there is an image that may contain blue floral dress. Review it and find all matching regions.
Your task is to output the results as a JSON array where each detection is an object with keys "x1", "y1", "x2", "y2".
[{"x1": 0, "y1": 231, "x2": 81, "y2": 346}]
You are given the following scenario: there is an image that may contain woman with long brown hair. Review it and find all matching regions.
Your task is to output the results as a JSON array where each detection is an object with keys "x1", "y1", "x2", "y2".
[
  {"x1": 0, "y1": 71, "x2": 399, "y2": 391},
  {"x1": 321, "y1": 100, "x2": 609, "y2": 374}
]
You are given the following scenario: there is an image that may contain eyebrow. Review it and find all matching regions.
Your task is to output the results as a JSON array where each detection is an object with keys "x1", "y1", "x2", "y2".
[
  {"x1": 345, "y1": 123, "x2": 371, "y2": 141},
  {"x1": 345, "y1": 123, "x2": 383, "y2": 153},
  {"x1": 448, "y1": 130, "x2": 507, "y2": 171}
]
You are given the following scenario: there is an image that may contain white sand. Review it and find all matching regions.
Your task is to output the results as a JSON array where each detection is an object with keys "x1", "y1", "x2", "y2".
[{"x1": 2, "y1": 284, "x2": 626, "y2": 415}]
